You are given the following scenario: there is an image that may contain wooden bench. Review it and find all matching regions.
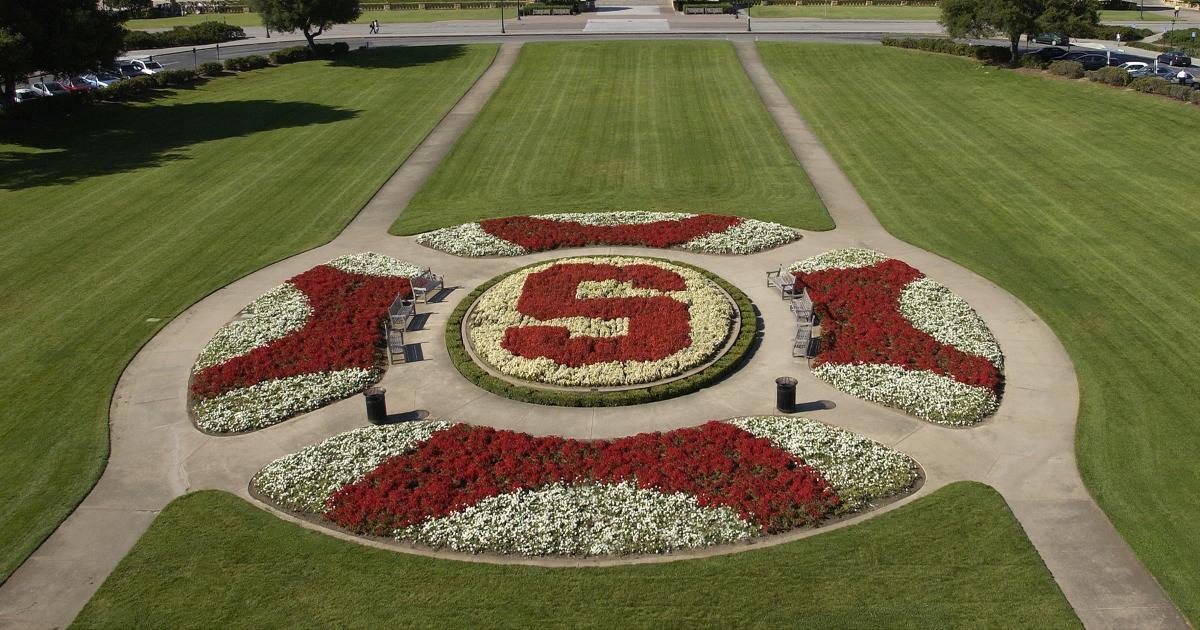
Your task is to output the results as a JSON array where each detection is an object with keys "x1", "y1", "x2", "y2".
[
  {"x1": 766, "y1": 266, "x2": 797, "y2": 299},
  {"x1": 410, "y1": 270, "x2": 444, "y2": 303}
]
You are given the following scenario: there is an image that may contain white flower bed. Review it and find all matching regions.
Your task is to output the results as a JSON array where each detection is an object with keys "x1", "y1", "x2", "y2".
[
  {"x1": 466, "y1": 256, "x2": 734, "y2": 387},
  {"x1": 813, "y1": 363, "x2": 999, "y2": 426},
  {"x1": 899, "y1": 276, "x2": 1003, "y2": 368},
  {"x1": 194, "y1": 368, "x2": 381, "y2": 433},
  {"x1": 326, "y1": 251, "x2": 425, "y2": 278},
  {"x1": 194, "y1": 284, "x2": 311, "y2": 371},
  {"x1": 395, "y1": 481, "x2": 757, "y2": 556},
  {"x1": 414, "y1": 212, "x2": 800, "y2": 257},
  {"x1": 726, "y1": 416, "x2": 917, "y2": 511},
  {"x1": 254, "y1": 421, "x2": 450, "y2": 512},
  {"x1": 789, "y1": 247, "x2": 889, "y2": 274}
]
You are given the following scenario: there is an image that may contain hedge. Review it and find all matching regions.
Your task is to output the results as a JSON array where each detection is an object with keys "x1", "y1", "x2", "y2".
[
  {"x1": 94, "y1": 75, "x2": 158, "y2": 101},
  {"x1": 1086, "y1": 66, "x2": 1131, "y2": 86},
  {"x1": 881, "y1": 37, "x2": 1011, "y2": 63},
  {"x1": 445, "y1": 258, "x2": 759, "y2": 407},
  {"x1": 151, "y1": 69, "x2": 201, "y2": 88},
  {"x1": 1048, "y1": 60, "x2": 1084, "y2": 79},
  {"x1": 123, "y1": 21, "x2": 245, "y2": 50},
  {"x1": 269, "y1": 46, "x2": 314, "y2": 65},
  {"x1": 198, "y1": 61, "x2": 224, "y2": 76},
  {"x1": 223, "y1": 55, "x2": 270, "y2": 72},
  {"x1": 1086, "y1": 25, "x2": 1152, "y2": 42}
]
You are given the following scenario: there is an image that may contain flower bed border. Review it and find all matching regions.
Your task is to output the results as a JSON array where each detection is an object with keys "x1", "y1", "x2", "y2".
[
  {"x1": 247, "y1": 419, "x2": 925, "y2": 564},
  {"x1": 446, "y1": 257, "x2": 757, "y2": 407}
]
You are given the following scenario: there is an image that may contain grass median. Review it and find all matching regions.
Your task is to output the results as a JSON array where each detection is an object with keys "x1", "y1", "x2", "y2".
[
  {"x1": 0, "y1": 43, "x2": 498, "y2": 583},
  {"x1": 392, "y1": 41, "x2": 832, "y2": 235},
  {"x1": 73, "y1": 482, "x2": 1078, "y2": 628},
  {"x1": 758, "y1": 40, "x2": 1200, "y2": 623}
]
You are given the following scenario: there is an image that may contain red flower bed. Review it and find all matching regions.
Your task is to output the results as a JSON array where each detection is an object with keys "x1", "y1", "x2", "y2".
[
  {"x1": 797, "y1": 259, "x2": 1000, "y2": 390},
  {"x1": 480, "y1": 214, "x2": 742, "y2": 251},
  {"x1": 326, "y1": 421, "x2": 839, "y2": 535},
  {"x1": 191, "y1": 266, "x2": 412, "y2": 398},
  {"x1": 503, "y1": 263, "x2": 692, "y2": 365}
]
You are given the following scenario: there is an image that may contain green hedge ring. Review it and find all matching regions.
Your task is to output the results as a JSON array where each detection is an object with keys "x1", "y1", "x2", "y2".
[{"x1": 445, "y1": 257, "x2": 758, "y2": 407}]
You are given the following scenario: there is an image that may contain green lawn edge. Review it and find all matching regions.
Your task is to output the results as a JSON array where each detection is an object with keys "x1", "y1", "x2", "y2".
[
  {"x1": 72, "y1": 482, "x2": 1080, "y2": 628},
  {"x1": 756, "y1": 41, "x2": 1200, "y2": 622},
  {"x1": 0, "y1": 44, "x2": 498, "y2": 584},
  {"x1": 445, "y1": 256, "x2": 757, "y2": 406},
  {"x1": 390, "y1": 41, "x2": 833, "y2": 236}
]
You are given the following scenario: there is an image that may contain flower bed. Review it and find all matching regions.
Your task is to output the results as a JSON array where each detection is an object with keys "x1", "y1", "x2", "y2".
[
  {"x1": 466, "y1": 256, "x2": 735, "y2": 388},
  {"x1": 790, "y1": 248, "x2": 1003, "y2": 425},
  {"x1": 415, "y1": 212, "x2": 800, "y2": 256},
  {"x1": 252, "y1": 417, "x2": 917, "y2": 556},
  {"x1": 191, "y1": 253, "x2": 423, "y2": 433}
]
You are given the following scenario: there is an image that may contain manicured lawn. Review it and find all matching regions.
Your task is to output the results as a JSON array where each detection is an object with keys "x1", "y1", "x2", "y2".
[
  {"x1": 758, "y1": 41, "x2": 1200, "y2": 623},
  {"x1": 0, "y1": 44, "x2": 497, "y2": 583},
  {"x1": 749, "y1": 5, "x2": 940, "y2": 19},
  {"x1": 392, "y1": 41, "x2": 831, "y2": 235},
  {"x1": 73, "y1": 482, "x2": 1078, "y2": 628},
  {"x1": 1099, "y1": 9, "x2": 1172, "y2": 22},
  {"x1": 126, "y1": 9, "x2": 513, "y2": 29}
]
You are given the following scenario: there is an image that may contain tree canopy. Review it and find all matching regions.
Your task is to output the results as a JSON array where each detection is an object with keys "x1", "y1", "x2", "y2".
[
  {"x1": 940, "y1": 0, "x2": 1099, "y2": 62},
  {"x1": 0, "y1": 0, "x2": 125, "y2": 109},
  {"x1": 251, "y1": 0, "x2": 361, "y2": 50}
]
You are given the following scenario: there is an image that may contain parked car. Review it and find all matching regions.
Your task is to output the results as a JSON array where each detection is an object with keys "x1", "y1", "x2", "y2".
[
  {"x1": 1129, "y1": 65, "x2": 1177, "y2": 80},
  {"x1": 31, "y1": 81, "x2": 70, "y2": 97},
  {"x1": 130, "y1": 59, "x2": 164, "y2": 75},
  {"x1": 1168, "y1": 70, "x2": 1196, "y2": 85},
  {"x1": 1034, "y1": 33, "x2": 1070, "y2": 46},
  {"x1": 60, "y1": 77, "x2": 94, "y2": 92},
  {"x1": 1119, "y1": 61, "x2": 1149, "y2": 72},
  {"x1": 13, "y1": 88, "x2": 41, "y2": 103},
  {"x1": 79, "y1": 71, "x2": 123, "y2": 88},
  {"x1": 113, "y1": 62, "x2": 142, "y2": 79},
  {"x1": 1157, "y1": 51, "x2": 1192, "y2": 67},
  {"x1": 1073, "y1": 54, "x2": 1121, "y2": 70},
  {"x1": 1053, "y1": 51, "x2": 1090, "y2": 61},
  {"x1": 1027, "y1": 47, "x2": 1068, "y2": 60}
]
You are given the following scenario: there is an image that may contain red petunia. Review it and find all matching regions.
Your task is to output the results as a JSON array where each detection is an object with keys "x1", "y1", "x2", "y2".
[{"x1": 480, "y1": 214, "x2": 742, "y2": 252}]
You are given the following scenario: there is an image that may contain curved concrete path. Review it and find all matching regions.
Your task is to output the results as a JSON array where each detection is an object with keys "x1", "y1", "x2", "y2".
[{"x1": 0, "y1": 39, "x2": 1188, "y2": 629}]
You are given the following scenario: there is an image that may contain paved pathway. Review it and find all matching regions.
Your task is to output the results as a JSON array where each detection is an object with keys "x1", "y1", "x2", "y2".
[{"x1": 0, "y1": 38, "x2": 1190, "y2": 629}]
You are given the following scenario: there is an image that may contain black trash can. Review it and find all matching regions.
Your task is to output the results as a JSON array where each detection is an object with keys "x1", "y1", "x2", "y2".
[
  {"x1": 364, "y1": 387, "x2": 387, "y2": 424},
  {"x1": 775, "y1": 377, "x2": 797, "y2": 413}
]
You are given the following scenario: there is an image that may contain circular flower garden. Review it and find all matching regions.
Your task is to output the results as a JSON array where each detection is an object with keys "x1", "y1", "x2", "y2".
[
  {"x1": 253, "y1": 416, "x2": 919, "y2": 557},
  {"x1": 448, "y1": 256, "x2": 755, "y2": 405}
]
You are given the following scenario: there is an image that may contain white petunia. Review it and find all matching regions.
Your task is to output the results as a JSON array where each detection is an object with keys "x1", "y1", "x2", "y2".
[
  {"x1": 813, "y1": 362, "x2": 998, "y2": 425},
  {"x1": 789, "y1": 247, "x2": 889, "y2": 274},
  {"x1": 899, "y1": 277, "x2": 1003, "y2": 368},
  {"x1": 193, "y1": 284, "x2": 311, "y2": 372},
  {"x1": 194, "y1": 368, "x2": 381, "y2": 433},
  {"x1": 326, "y1": 252, "x2": 424, "y2": 277}
]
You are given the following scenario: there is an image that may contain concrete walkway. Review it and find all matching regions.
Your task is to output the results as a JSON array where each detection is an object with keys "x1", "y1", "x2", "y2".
[{"x1": 0, "y1": 39, "x2": 1189, "y2": 629}]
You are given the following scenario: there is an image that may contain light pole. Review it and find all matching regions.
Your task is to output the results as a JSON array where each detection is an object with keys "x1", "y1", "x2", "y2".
[{"x1": 501, "y1": 1, "x2": 506, "y2": 33}]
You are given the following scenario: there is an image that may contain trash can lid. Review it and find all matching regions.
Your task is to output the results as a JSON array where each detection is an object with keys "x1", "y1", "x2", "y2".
[
  {"x1": 365, "y1": 387, "x2": 386, "y2": 396},
  {"x1": 775, "y1": 376, "x2": 797, "y2": 386}
]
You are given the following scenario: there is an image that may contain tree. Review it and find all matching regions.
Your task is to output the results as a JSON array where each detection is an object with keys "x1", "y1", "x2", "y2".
[
  {"x1": 0, "y1": 0, "x2": 125, "y2": 110},
  {"x1": 105, "y1": 0, "x2": 154, "y2": 10},
  {"x1": 251, "y1": 0, "x2": 360, "y2": 51},
  {"x1": 940, "y1": 0, "x2": 1098, "y2": 63}
]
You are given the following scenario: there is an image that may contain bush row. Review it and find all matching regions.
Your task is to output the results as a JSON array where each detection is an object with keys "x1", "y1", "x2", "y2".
[
  {"x1": 1129, "y1": 76, "x2": 1200, "y2": 103},
  {"x1": 881, "y1": 37, "x2": 1011, "y2": 63},
  {"x1": 444, "y1": 260, "x2": 759, "y2": 408},
  {"x1": 1085, "y1": 25, "x2": 1152, "y2": 42},
  {"x1": 268, "y1": 42, "x2": 351, "y2": 65},
  {"x1": 223, "y1": 55, "x2": 270, "y2": 71},
  {"x1": 123, "y1": 21, "x2": 245, "y2": 51},
  {"x1": 1086, "y1": 66, "x2": 1131, "y2": 86}
]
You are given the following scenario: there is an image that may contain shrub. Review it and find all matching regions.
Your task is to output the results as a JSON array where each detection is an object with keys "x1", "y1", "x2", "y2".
[
  {"x1": 882, "y1": 37, "x2": 1011, "y2": 63},
  {"x1": 972, "y1": 45, "x2": 1011, "y2": 63},
  {"x1": 223, "y1": 55, "x2": 270, "y2": 72},
  {"x1": 332, "y1": 41, "x2": 350, "y2": 55},
  {"x1": 1190, "y1": 90, "x2": 1200, "y2": 105},
  {"x1": 122, "y1": 21, "x2": 245, "y2": 50},
  {"x1": 151, "y1": 69, "x2": 199, "y2": 87},
  {"x1": 1130, "y1": 76, "x2": 1169, "y2": 93},
  {"x1": 1087, "y1": 25, "x2": 1152, "y2": 42},
  {"x1": 270, "y1": 46, "x2": 313, "y2": 65},
  {"x1": 1088, "y1": 66, "x2": 1131, "y2": 86},
  {"x1": 1019, "y1": 54, "x2": 1048, "y2": 69},
  {"x1": 94, "y1": 75, "x2": 157, "y2": 101},
  {"x1": 198, "y1": 61, "x2": 224, "y2": 76},
  {"x1": 1048, "y1": 60, "x2": 1085, "y2": 79},
  {"x1": 1165, "y1": 84, "x2": 1194, "y2": 100}
]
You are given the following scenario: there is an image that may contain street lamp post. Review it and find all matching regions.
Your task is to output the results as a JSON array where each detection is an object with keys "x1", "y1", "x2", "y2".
[{"x1": 501, "y1": 2, "x2": 506, "y2": 33}]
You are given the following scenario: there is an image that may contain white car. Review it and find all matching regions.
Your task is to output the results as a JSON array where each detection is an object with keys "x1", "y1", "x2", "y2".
[
  {"x1": 130, "y1": 59, "x2": 164, "y2": 75},
  {"x1": 1119, "y1": 61, "x2": 1148, "y2": 73},
  {"x1": 14, "y1": 88, "x2": 41, "y2": 103},
  {"x1": 31, "y1": 81, "x2": 69, "y2": 97}
]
